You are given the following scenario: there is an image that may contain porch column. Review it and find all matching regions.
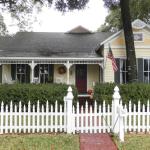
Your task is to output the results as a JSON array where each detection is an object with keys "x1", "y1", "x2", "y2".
[
  {"x1": 64, "y1": 61, "x2": 72, "y2": 85},
  {"x1": 99, "y1": 62, "x2": 104, "y2": 83},
  {"x1": 29, "y1": 61, "x2": 36, "y2": 83}
]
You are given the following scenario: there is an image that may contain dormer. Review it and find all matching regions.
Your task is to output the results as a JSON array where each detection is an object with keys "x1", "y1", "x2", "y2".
[{"x1": 66, "y1": 25, "x2": 92, "y2": 34}]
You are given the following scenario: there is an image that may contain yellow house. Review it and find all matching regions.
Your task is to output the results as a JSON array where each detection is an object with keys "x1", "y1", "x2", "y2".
[
  {"x1": 0, "y1": 19, "x2": 149, "y2": 94},
  {"x1": 100, "y1": 19, "x2": 150, "y2": 84}
]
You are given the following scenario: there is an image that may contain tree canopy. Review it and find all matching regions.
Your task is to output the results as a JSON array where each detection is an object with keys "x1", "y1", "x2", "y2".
[
  {"x1": 99, "y1": 0, "x2": 150, "y2": 32},
  {"x1": 0, "y1": 0, "x2": 90, "y2": 35},
  {"x1": 0, "y1": 0, "x2": 89, "y2": 12}
]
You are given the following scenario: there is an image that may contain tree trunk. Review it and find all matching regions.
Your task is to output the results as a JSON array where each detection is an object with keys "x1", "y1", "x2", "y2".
[{"x1": 120, "y1": 0, "x2": 137, "y2": 83}]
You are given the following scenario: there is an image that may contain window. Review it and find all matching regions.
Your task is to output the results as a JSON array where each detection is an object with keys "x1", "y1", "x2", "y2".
[
  {"x1": 133, "y1": 33, "x2": 143, "y2": 41},
  {"x1": 16, "y1": 64, "x2": 30, "y2": 83},
  {"x1": 120, "y1": 59, "x2": 127, "y2": 83},
  {"x1": 34, "y1": 64, "x2": 53, "y2": 83},
  {"x1": 143, "y1": 59, "x2": 150, "y2": 83}
]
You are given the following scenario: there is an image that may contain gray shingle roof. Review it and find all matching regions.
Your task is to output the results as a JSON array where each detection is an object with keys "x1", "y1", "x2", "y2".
[{"x1": 0, "y1": 32, "x2": 113, "y2": 58}]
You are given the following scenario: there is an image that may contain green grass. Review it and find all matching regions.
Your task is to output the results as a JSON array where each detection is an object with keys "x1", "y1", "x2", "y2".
[
  {"x1": 115, "y1": 134, "x2": 150, "y2": 150},
  {"x1": 0, "y1": 133, "x2": 79, "y2": 150}
]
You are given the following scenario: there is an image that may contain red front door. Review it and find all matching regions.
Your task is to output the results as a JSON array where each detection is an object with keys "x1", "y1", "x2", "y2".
[{"x1": 76, "y1": 64, "x2": 87, "y2": 93}]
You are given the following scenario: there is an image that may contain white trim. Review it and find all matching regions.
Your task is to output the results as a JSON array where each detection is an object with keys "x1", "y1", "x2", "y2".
[
  {"x1": 0, "y1": 57, "x2": 104, "y2": 65},
  {"x1": 101, "y1": 30, "x2": 122, "y2": 45},
  {"x1": 0, "y1": 57, "x2": 103, "y2": 60},
  {"x1": 101, "y1": 19, "x2": 150, "y2": 46},
  {"x1": 133, "y1": 32, "x2": 144, "y2": 42},
  {"x1": 132, "y1": 19, "x2": 150, "y2": 29},
  {"x1": 105, "y1": 45, "x2": 150, "y2": 49}
]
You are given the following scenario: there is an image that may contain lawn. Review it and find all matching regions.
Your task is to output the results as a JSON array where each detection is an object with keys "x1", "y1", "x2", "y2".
[
  {"x1": 115, "y1": 134, "x2": 150, "y2": 150},
  {"x1": 0, "y1": 133, "x2": 79, "y2": 150}
]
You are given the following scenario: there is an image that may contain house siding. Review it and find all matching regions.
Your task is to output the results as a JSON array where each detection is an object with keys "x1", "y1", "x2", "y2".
[
  {"x1": 104, "y1": 27, "x2": 150, "y2": 83},
  {"x1": 87, "y1": 65, "x2": 99, "y2": 90},
  {"x1": 54, "y1": 64, "x2": 67, "y2": 84}
]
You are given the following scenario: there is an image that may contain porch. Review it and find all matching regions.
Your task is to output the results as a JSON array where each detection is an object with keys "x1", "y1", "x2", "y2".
[{"x1": 0, "y1": 57, "x2": 104, "y2": 93}]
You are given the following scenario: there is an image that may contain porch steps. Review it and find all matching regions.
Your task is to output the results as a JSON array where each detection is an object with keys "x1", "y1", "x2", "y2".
[{"x1": 79, "y1": 133, "x2": 118, "y2": 150}]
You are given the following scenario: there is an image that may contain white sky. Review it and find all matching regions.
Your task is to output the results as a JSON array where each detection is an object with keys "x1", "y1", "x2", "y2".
[{"x1": 5, "y1": 0, "x2": 108, "y2": 33}]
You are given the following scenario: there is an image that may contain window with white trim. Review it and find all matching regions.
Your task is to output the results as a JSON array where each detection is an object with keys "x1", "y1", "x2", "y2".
[
  {"x1": 34, "y1": 64, "x2": 53, "y2": 83},
  {"x1": 120, "y1": 59, "x2": 127, "y2": 83},
  {"x1": 16, "y1": 64, "x2": 29, "y2": 83},
  {"x1": 133, "y1": 33, "x2": 143, "y2": 41},
  {"x1": 143, "y1": 59, "x2": 150, "y2": 83}
]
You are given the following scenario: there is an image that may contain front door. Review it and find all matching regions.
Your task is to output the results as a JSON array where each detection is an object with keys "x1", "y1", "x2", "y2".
[{"x1": 76, "y1": 64, "x2": 87, "y2": 93}]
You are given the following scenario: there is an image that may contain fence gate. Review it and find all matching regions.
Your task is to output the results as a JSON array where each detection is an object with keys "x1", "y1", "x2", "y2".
[{"x1": 64, "y1": 86, "x2": 125, "y2": 142}]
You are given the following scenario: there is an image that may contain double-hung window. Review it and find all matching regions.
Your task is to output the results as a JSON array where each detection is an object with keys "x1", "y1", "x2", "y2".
[
  {"x1": 34, "y1": 64, "x2": 53, "y2": 83},
  {"x1": 120, "y1": 59, "x2": 127, "y2": 84},
  {"x1": 16, "y1": 64, "x2": 29, "y2": 83},
  {"x1": 143, "y1": 59, "x2": 150, "y2": 83}
]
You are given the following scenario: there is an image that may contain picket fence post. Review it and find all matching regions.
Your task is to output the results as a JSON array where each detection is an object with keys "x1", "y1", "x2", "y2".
[
  {"x1": 112, "y1": 86, "x2": 126, "y2": 142},
  {"x1": 112, "y1": 86, "x2": 120, "y2": 134},
  {"x1": 64, "y1": 86, "x2": 74, "y2": 133}
]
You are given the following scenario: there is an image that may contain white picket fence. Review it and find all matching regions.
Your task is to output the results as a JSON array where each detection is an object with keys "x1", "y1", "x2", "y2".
[
  {"x1": 124, "y1": 101, "x2": 150, "y2": 133},
  {"x1": 0, "y1": 100, "x2": 66, "y2": 134},
  {"x1": 0, "y1": 86, "x2": 150, "y2": 142}
]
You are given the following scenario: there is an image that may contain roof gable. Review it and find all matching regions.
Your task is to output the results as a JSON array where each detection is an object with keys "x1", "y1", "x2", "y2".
[{"x1": 100, "y1": 19, "x2": 150, "y2": 46}]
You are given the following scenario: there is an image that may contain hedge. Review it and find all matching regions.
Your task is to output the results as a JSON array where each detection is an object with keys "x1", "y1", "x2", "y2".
[
  {"x1": 93, "y1": 83, "x2": 150, "y2": 106},
  {"x1": 0, "y1": 83, "x2": 78, "y2": 106}
]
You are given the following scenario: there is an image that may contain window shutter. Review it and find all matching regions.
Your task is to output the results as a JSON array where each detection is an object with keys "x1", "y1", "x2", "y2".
[
  {"x1": 0, "y1": 65, "x2": 2, "y2": 83},
  {"x1": 137, "y1": 58, "x2": 143, "y2": 82},
  {"x1": 11, "y1": 64, "x2": 16, "y2": 80},
  {"x1": 26, "y1": 65, "x2": 30, "y2": 83},
  {"x1": 48, "y1": 64, "x2": 54, "y2": 83},
  {"x1": 34, "y1": 65, "x2": 39, "y2": 78},
  {"x1": 114, "y1": 58, "x2": 120, "y2": 83}
]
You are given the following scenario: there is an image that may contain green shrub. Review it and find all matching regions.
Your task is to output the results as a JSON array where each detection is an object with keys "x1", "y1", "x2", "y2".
[
  {"x1": 93, "y1": 83, "x2": 150, "y2": 106},
  {"x1": 0, "y1": 83, "x2": 78, "y2": 106}
]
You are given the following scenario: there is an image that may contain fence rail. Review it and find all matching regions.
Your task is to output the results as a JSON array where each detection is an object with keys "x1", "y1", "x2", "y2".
[{"x1": 0, "y1": 86, "x2": 150, "y2": 142}]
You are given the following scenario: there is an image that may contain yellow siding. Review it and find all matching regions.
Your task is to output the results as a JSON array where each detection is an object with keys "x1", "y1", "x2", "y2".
[
  {"x1": 87, "y1": 65, "x2": 99, "y2": 90},
  {"x1": 104, "y1": 28, "x2": 150, "y2": 82},
  {"x1": 111, "y1": 37, "x2": 125, "y2": 46},
  {"x1": 104, "y1": 59, "x2": 114, "y2": 82}
]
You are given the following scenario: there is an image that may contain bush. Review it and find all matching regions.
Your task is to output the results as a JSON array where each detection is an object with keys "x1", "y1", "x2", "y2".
[
  {"x1": 93, "y1": 83, "x2": 150, "y2": 106},
  {"x1": 0, "y1": 83, "x2": 78, "y2": 106}
]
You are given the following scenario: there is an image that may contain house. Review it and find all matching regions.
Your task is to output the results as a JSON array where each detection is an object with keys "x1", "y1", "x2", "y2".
[{"x1": 0, "y1": 19, "x2": 149, "y2": 93}]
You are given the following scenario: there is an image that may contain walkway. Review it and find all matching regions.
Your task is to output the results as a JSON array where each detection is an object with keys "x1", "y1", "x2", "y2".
[{"x1": 79, "y1": 133, "x2": 118, "y2": 150}]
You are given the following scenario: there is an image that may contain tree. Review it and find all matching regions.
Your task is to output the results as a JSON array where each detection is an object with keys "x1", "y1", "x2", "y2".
[
  {"x1": 0, "y1": 0, "x2": 89, "y2": 12},
  {"x1": 120, "y1": 0, "x2": 137, "y2": 83},
  {"x1": 0, "y1": 13, "x2": 8, "y2": 35},
  {"x1": 103, "y1": 0, "x2": 138, "y2": 83},
  {"x1": 0, "y1": 0, "x2": 89, "y2": 34},
  {"x1": 99, "y1": 0, "x2": 150, "y2": 32}
]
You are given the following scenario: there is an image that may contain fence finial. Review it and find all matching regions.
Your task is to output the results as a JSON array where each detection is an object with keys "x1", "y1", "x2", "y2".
[
  {"x1": 113, "y1": 86, "x2": 121, "y2": 100},
  {"x1": 66, "y1": 86, "x2": 74, "y2": 99}
]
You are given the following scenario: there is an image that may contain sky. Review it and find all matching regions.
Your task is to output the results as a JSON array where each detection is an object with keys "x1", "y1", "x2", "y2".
[{"x1": 5, "y1": 0, "x2": 108, "y2": 33}]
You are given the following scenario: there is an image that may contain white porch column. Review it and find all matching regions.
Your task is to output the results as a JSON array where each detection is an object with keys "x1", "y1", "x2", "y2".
[
  {"x1": 99, "y1": 62, "x2": 104, "y2": 83},
  {"x1": 29, "y1": 61, "x2": 36, "y2": 83},
  {"x1": 64, "y1": 61, "x2": 72, "y2": 85}
]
